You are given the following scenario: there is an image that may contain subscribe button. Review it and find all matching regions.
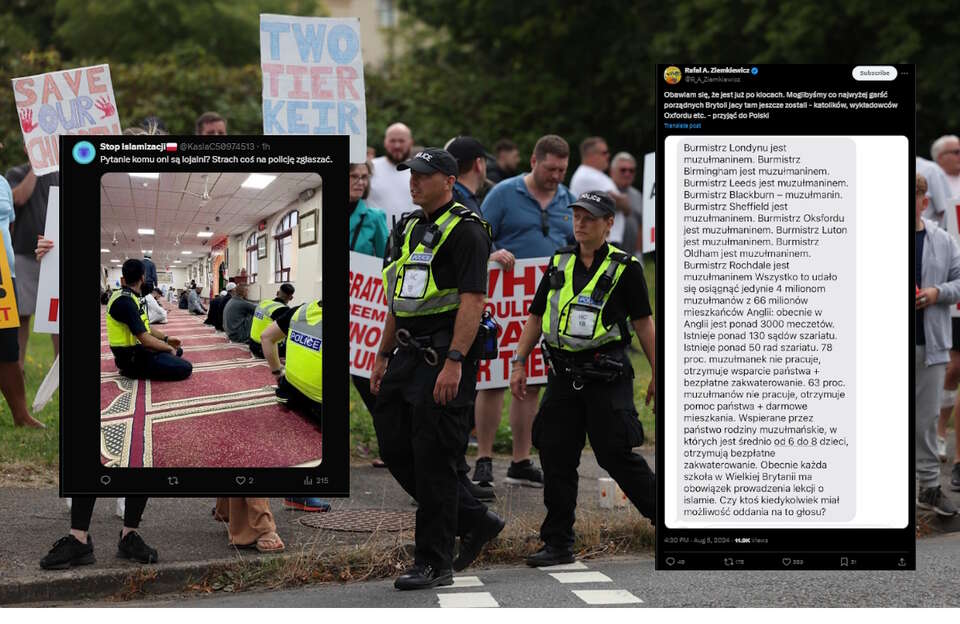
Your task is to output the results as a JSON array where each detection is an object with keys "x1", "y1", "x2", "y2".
[{"x1": 852, "y1": 65, "x2": 897, "y2": 81}]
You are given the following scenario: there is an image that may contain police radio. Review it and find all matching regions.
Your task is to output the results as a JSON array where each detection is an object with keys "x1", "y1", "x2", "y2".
[{"x1": 471, "y1": 310, "x2": 501, "y2": 360}]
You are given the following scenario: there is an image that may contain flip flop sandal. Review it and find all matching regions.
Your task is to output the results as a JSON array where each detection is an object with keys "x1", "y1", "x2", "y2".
[
  {"x1": 255, "y1": 532, "x2": 285, "y2": 553},
  {"x1": 371, "y1": 458, "x2": 387, "y2": 468}
]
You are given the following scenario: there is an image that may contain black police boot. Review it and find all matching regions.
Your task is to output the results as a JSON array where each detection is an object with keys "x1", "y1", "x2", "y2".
[
  {"x1": 394, "y1": 564, "x2": 454, "y2": 590},
  {"x1": 460, "y1": 471, "x2": 495, "y2": 502},
  {"x1": 525, "y1": 545, "x2": 575, "y2": 567},
  {"x1": 453, "y1": 510, "x2": 506, "y2": 571}
]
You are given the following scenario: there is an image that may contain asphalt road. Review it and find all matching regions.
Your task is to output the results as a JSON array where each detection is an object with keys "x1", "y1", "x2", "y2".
[{"x1": 107, "y1": 533, "x2": 960, "y2": 608}]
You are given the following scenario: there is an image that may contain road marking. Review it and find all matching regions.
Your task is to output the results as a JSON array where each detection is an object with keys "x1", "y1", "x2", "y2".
[
  {"x1": 437, "y1": 592, "x2": 499, "y2": 608},
  {"x1": 437, "y1": 576, "x2": 483, "y2": 589},
  {"x1": 537, "y1": 561, "x2": 588, "y2": 571},
  {"x1": 549, "y1": 571, "x2": 612, "y2": 584},
  {"x1": 572, "y1": 589, "x2": 643, "y2": 605}
]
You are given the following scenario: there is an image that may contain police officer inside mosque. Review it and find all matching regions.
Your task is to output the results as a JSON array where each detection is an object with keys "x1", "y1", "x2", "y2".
[
  {"x1": 106, "y1": 259, "x2": 193, "y2": 381},
  {"x1": 509, "y1": 191, "x2": 656, "y2": 566}
]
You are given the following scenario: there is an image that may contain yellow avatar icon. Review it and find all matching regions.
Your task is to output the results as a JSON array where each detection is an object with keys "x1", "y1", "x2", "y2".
[{"x1": 664, "y1": 66, "x2": 682, "y2": 84}]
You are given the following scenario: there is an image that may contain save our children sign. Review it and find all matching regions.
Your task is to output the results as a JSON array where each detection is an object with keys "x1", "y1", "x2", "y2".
[
  {"x1": 349, "y1": 252, "x2": 549, "y2": 390},
  {"x1": 13, "y1": 64, "x2": 121, "y2": 175},
  {"x1": 260, "y1": 14, "x2": 367, "y2": 163}
]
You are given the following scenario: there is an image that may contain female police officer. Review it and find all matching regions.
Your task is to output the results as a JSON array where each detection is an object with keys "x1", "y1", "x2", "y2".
[{"x1": 509, "y1": 191, "x2": 656, "y2": 566}]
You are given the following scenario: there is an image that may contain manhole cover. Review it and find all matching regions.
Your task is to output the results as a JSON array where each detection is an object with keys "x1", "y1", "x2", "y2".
[{"x1": 298, "y1": 509, "x2": 416, "y2": 532}]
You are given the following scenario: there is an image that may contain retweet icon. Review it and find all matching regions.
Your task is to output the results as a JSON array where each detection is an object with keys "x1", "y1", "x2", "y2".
[{"x1": 72, "y1": 141, "x2": 96, "y2": 165}]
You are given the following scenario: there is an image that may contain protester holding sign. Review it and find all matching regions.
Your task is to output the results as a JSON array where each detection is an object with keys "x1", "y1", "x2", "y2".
[
  {"x1": 509, "y1": 191, "x2": 656, "y2": 567},
  {"x1": 0, "y1": 148, "x2": 42, "y2": 428}
]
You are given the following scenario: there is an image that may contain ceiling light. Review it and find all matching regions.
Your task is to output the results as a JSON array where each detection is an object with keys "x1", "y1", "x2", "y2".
[
  {"x1": 142, "y1": 249, "x2": 152, "y2": 254},
  {"x1": 129, "y1": 173, "x2": 159, "y2": 179},
  {"x1": 101, "y1": 248, "x2": 109, "y2": 253},
  {"x1": 137, "y1": 228, "x2": 155, "y2": 235},
  {"x1": 110, "y1": 259, "x2": 121, "y2": 263},
  {"x1": 197, "y1": 232, "x2": 214, "y2": 238},
  {"x1": 181, "y1": 250, "x2": 192, "y2": 255},
  {"x1": 174, "y1": 259, "x2": 182, "y2": 263},
  {"x1": 241, "y1": 173, "x2": 276, "y2": 189}
]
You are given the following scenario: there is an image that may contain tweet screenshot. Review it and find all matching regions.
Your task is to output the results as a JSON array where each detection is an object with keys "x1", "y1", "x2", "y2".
[
  {"x1": 60, "y1": 135, "x2": 347, "y2": 496},
  {"x1": 657, "y1": 65, "x2": 915, "y2": 569}
]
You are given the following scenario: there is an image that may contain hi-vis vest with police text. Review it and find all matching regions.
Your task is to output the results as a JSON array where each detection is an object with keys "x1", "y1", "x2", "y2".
[
  {"x1": 107, "y1": 288, "x2": 150, "y2": 347},
  {"x1": 382, "y1": 203, "x2": 491, "y2": 317},
  {"x1": 249, "y1": 299, "x2": 286, "y2": 344},
  {"x1": 541, "y1": 244, "x2": 634, "y2": 352},
  {"x1": 285, "y1": 301, "x2": 322, "y2": 403}
]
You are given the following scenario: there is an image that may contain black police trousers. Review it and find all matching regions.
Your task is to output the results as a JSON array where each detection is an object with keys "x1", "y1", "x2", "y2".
[
  {"x1": 372, "y1": 348, "x2": 488, "y2": 570},
  {"x1": 533, "y1": 358, "x2": 655, "y2": 550}
]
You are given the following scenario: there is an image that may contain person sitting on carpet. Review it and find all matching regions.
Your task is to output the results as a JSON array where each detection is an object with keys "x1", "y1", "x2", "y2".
[
  {"x1": 204, "y1": 282, "x2": 234, "y2": 331},
  {"x1": 107, "y1": 259, "x2": 192, "y2": 381},
  {"x1": 261, "y1": 298, "x2": 329, "y2": 513},
  {"x1": 223, "y1": 282, "x2": 258, "y2": 343},
  {"x1": 143, "y1": 283, "x2": 167, "y2": 325},
  {"x1": 187, "y1": 285, "x2": 206, "y2": 315},
  {"x1": 248, "y1": 283, "x2": 295, "y2": 358},
  {"x1": 178, "y1": 289, "x2": 189, "y2": 309}
]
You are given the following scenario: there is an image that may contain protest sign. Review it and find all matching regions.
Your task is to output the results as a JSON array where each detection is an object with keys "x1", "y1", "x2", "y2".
[
  {"x1": 349, "y1": 252, "x2": 388, "y2": 377},
  {"x1": 348, "y1": 253, "x2": 551, "y2": 390},
  {"x1": 642, "y1": 151, "x2": 655, "y2": 254},
  {"x1": 12, "y1": 65, "x2": 120, "y2": 175},
  {"x1": 0, "y1": 226, "x2": 18, "y2": 329},
  {"x1": 260, "y1": 14, "x2": 367, "y2": 163},
  {"x1": 34, "y1": 186, "x2": 59, "y2": 334},
  {"x1": 476, "y1": 259, "x2": 549, "y2": 390}
]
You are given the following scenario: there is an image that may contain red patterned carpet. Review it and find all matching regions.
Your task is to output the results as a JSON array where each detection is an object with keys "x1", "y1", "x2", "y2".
[{"x1": 100, "y1": 306, "x2": 322, "y2": 468}]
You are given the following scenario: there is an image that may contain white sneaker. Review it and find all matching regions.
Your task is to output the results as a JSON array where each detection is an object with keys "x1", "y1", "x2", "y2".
[{"x1": 938, "y1": 436, "x2": 948, "y2": 462}]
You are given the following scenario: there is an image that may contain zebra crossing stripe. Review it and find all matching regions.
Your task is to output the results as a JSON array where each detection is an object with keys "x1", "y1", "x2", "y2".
[
  {"x1": 437, "y1": 576, "x2": 484, "y2": 589},
  {"x1": 572, "y1": 589, "x2": 643, "y2": 605},
  {"x1": 437, "y1": 592, "x2": 499, "y2": 608},
  {"x1": 549, "y1": 571, "x2": 613, "y2": 584},
  {"x1": 537, "y1": 561, "x2": 588, "y2": 571}
]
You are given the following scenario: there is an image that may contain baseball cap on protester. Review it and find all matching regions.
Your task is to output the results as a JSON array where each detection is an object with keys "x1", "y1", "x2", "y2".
[
  {"x1": 397, "y1": 148, "x2": 459, "y2": 177},
  {"x1": 445, "y1": 136, "x2": 493, "y2": 166},
  {"x1": 570, "y1": 191, "x2": 616, "y2": 217}
]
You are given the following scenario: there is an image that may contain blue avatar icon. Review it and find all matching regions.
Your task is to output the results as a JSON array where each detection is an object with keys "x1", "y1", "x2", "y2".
[
  {"x1": 72, "y1": 141, "x2": 96, "y2": 165},
  {"x1": 751, "y1": 67, "x2": 759, "y2": 75}
]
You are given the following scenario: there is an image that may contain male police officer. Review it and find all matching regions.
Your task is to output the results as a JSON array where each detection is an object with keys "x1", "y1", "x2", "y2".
[
  {"x1": 107, "y1": 259, "x2": 192, "y2": 381},
  {"x1": 261, "y1": 298, "x2": 321, "y2": 421},
  {"x1": 249, "y1": 283, "x2": 295, "y2": 358},
  {"x1": 509, "y1": 191, "x2": 656, "y2": 566},
  {"x1": 371, "y1": 148, "x2": 505, "y2": 590}
]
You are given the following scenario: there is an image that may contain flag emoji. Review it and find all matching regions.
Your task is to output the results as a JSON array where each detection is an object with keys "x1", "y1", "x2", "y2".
[{"x1": 165, "y1": 143, "x2": 178, "y2": 152}]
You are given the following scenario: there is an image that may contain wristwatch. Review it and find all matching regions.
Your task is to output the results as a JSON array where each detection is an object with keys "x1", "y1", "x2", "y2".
[
  {"x1": 510, "y1": 353, "x2": 526, "y2": 366},
  {"x1": 446, "y1": 349, "x2": 464, "y2": 363}
]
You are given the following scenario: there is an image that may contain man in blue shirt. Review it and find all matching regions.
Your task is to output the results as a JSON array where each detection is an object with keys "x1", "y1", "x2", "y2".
[{"x1": 472, "y1": 134, "x2": 576, "y2": 491}]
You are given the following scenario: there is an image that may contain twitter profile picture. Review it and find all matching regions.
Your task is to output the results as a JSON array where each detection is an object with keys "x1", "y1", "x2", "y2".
[
  {"x1": 664, "y1": 66, "x2": 682, "y2": 84},
  {"x1": 72, "y1": 141, "x2": 96, "y2": 165}
]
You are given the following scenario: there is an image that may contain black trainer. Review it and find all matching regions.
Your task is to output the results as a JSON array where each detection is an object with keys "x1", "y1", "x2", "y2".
[
  {"x1": 473, "y1": 456, "x2": 494, "y2": 485},
  {"x1": 394, "y1": 564, "x2": 454, "y2": 590},
  {"x1": 460, "y1": 472, "x2": 495, "y2": 502},
  {"x1": 951, "y1": 463, "x2": 960, "y2": 492},
  {"x1": 117, "y1": 530, "x2": 159, "y2": 563},
  {"x1": 505, "y1": 459, "x2": 543, "y2": 488},
  {"x1": 40, "y1": 535, "x2": 95, "y2": 570},
  {"x1": 525, "y1": 545, "x2": 575, "y2": 567},
  {"x1": 917, "y1": 485, "x2": 959, "y2": 517},
  {"x1": 454, "y1": 510, "x2": 506, "y2": 571}
]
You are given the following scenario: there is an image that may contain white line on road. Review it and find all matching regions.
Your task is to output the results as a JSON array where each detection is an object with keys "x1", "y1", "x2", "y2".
[
  {"x1": 437, "y1": 592, "x2": 499, "y2": 608},
  {"x1": 537, "y1": 561, "x2": 588, "y2": 571},
  {"x1": 548, "y1": 571, "x2": 613, "y2": 584},
  {"x1": 437, "y1": 576, "x2": 483, "y2": 589},
  {"x1": 572, "y1": 589, "x2": 643, "y2": 605}
]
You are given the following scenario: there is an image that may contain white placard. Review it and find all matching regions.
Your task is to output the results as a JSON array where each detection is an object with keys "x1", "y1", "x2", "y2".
[
  {"x1": 641, "y1": 151, "x2": 655, "y2": 254},
  {"x1": 34, "y1": 186, "x2": 59, "y2": 333}
]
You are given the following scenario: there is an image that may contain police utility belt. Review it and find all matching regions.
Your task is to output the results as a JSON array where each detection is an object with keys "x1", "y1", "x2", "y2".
[
  {"x1": 540, "y1": 341, "x2": 627, "y2": 390},
  {"x1": 394, "y1": 310, "x2": 501, "y2": 366}
]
